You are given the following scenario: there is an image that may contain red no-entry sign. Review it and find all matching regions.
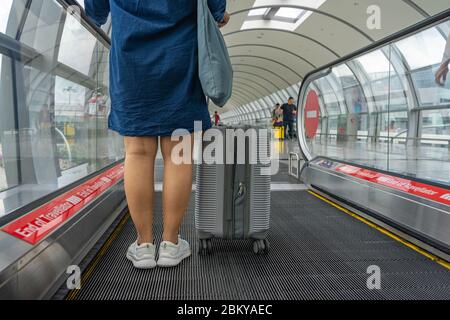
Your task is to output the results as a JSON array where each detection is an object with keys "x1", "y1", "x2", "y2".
[{"x1": 304, "y1": 90, "x2": 320, "y2": 138}]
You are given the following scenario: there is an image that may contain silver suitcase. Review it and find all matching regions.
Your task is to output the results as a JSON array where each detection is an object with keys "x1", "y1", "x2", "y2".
[{"x1": 194, "y1": 126, "x2": 271, "y2": 254}]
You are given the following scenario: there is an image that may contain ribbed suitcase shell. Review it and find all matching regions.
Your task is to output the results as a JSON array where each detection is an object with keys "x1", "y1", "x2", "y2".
[{"x1": 195, "y1": 126, "x2": 271, "y2": 240}]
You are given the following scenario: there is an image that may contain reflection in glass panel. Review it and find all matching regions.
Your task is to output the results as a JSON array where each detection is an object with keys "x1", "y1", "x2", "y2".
[
  {"x1": 331, "y1": 65, "x2": 373, "y2": 145},
  {"x1": 334, "y1": 65, "x2": 368, "y2": 114},
  {"x1": 54, "y1": 76, "x2": 94, "y2": 173},
  {"x1": 411, "y1": 67, "x2": 450, "y2": 107},
  {"x1": 421, "y1": 109, "x2": 450, "y2": 144},
  {"x1": 418, "y1": 109, "x2": 450, "y2": 185},
  {"x1": 357, "y1": 50, "x2": 391, "y2": 76},
  {"x1": 58, "y1": 12, "x2": 97, "y2": 75},
  {"x1": 380, "y1": 111, "x2": 408, "y2": 140},
  {"x1": 0, "y1": 142, "x2": 4, "y2": 191},
  {"x1": 396, "y1": 28, "x2": 445, "y2": 70},
  {"x1": 0, "y1": 54, "x2": 17, "y2": 192},
  {"x1": 356, "y1": 49, "x2": 392, "y2": 111},
  {"x1": 315, "y1": 78, "x2": 340, "y2": 115},
  {"x1": 0, "y1": 0, "x2": 13, "y2": 34},
  {"x1": 333, "y1": 64, "x2": 356, "y2": 88},
  {"x1": 401, "y1": 22, "x2": 450, "y2": 108}
]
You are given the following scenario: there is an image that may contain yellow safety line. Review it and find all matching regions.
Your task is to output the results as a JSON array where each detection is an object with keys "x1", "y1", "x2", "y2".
[
  {"x1": 66, "y1": 212, "x2": 131, "y2": 300},
  {"x1": 308, "y1": 190, "x2": 450, "y2": 271}
]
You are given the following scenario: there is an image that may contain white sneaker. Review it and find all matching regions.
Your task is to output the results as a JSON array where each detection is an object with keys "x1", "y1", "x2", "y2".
[
  {"x1": 126, "y1": 241, "x2": 157, "y2": 269},
  {"x1": 157, "y1": 237, "x2": 191, "y2": 267}
]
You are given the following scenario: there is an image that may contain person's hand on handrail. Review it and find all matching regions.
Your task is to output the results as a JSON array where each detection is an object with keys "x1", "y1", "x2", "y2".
[
  {"x1": 436, "y1": 34, "x2": 450, "y2": 86},
  {"x1": 435, "y1": 60, "x2": 449, "y2": 86}
]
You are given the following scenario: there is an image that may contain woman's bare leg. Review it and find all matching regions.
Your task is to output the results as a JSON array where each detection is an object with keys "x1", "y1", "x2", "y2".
[
  {"x1": 124, "y1": 136, "x2": 158, "y2": 244},
  {"x1": 160, "y1": 134, "x2": 194, "y2": 244}
]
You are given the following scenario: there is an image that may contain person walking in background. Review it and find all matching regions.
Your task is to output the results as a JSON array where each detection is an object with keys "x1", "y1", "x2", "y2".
[
  {"x1": 272, "y1": 103, "x2": 284, "y2": 140},
  {"x1": 214, "y1": 111, "x2": 221, "y2": 126},
  {"x1": 85, "y1": 0, "x2": 229, "y2": 269},
  {"x1": 272, "y1": 103, "x2": 283, "y2": 127},
  {"x1": 38, "y1": 104, "x2": 52, "y2": 130},
  {"x1": 292, "y1": 107, "x2": 298, "y2": 138},
  {"x1": 281, "y1": 97, "x2": 297, "y2": 140},
  {"x1": 436, "y1": 33, "x2": 450, "y2": 86}
]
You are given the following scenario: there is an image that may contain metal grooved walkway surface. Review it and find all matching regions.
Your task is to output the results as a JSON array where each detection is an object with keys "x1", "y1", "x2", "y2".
[{"x1": 66, "y1": 192, "x2": 450, "y2": 300}]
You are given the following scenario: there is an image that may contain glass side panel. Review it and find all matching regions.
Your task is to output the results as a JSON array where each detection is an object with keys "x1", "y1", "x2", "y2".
[
  {"x1": 0, "y1": 1, "x2": 123, "y2": 218},
  {"x1": 58, "y1": 12, "x2": 97, "y2": 75},
  {"x1": 54, "y1": 76, "x2": 95, "y2": 172},
  {"x1": 401, "y1": 21, "x2": 450, "y2": 108},
  {"x1": 416, "y1": 108, "x2": 450, "y2": 186},
  {"x1": 0, "y1": 55, "x2": 18, "y2": 192},
  {"x1": 411, "y1": 67, "x2": 450, "y2": 107},
  {"x1": 0, "y1": 0, "x2": 14, "y2": 34},
  {"x1": 396, "y1": 27, "x2": 445, "y2": 70},
  {"x1": 299, "y1": 18, "x2": 450, "y2": 186}
]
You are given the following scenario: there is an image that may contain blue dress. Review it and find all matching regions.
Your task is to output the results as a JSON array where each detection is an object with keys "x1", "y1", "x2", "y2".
[{"x1": 85, "y1": 0, "x2": 226, "y2": 136}]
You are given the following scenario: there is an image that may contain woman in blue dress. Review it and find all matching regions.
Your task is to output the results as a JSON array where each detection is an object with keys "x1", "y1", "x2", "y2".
[{"x1": 85, "y1": 0, "x2": 229, "y2": 269}]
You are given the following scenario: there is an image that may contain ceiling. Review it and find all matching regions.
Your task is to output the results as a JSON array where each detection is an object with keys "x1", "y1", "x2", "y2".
[{"x1": 213, "y1": 0, "x2": 450, "y2": 113}]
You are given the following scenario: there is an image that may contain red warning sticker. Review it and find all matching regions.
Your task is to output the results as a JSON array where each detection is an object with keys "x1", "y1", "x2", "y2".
[
  {"x1": 1, "y1": 164, "x2": 124, "y2": 244},
  {"x1": 334, "y1": 164, "x2": 450, "y2": 207}
]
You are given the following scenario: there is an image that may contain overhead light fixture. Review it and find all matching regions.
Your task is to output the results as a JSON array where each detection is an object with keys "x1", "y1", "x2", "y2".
[
  {"x1": 241, "y1": 0, "x2": 328, "y2": 32},
  {"x1": 248, "y1": 8, "x2": 270, "y2": 17},
  {"x1": 275, "y1": 8, "x2": 305, "y2": 20},
  {"x1": 245, "y1": 6, "x2": 303, "y2": 23}
]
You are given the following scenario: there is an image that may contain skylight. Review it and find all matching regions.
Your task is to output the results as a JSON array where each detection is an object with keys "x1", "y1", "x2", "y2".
[
  {"x1": 249, "y1": 8, "x2": 270, "y2": 16},
  {"x1": 246, "y1": 7, "x2": 304, "y2": 23},
  {"x1": 241, "y1": 0, "x2": 328, "y2": 32},
  {"x1": 275, "y1": 8, "x2": 304, "y2": 20}
]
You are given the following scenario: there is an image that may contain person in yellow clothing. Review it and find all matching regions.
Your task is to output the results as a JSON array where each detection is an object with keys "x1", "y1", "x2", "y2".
[{"x1": 272, "y1": 104, "x2": 284, "y2": 139}]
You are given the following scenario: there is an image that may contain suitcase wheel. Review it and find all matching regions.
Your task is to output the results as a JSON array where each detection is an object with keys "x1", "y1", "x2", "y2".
[
  {"x1": 253, "y1": 239, "x2": 270, "y2": 255},
  {"x1": 198, "y1": 239, "x2": 212, "y2": 255},
  {"x1": 263, "y1": 239, "x2": 270, "y2": 253}
]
